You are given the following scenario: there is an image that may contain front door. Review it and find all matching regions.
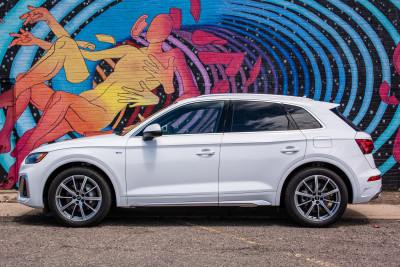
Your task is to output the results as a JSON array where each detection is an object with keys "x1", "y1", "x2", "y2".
[{"x1": 125, "y1": 100, "x2": 226, "y2": 206}]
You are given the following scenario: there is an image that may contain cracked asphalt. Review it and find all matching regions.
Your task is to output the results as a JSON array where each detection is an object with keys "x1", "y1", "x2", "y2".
[{"x1": 0, "y1": 207, "x2": 399, "y2": 266}]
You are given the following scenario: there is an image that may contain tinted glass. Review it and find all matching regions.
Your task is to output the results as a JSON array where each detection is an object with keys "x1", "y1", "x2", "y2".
[
  {"x1": 284, "y1": 104, "x2": 322, "y2": 130},
  {"x1": 140, "y1": 101, "x2": 224, "y2": 135},
  {"x1": 232, "y1": 101, "x2": 294, "y2": 132}
]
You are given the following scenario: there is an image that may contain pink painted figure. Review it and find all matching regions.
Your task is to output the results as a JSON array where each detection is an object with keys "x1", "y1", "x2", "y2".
[
  {"x1": 198, "y1": 52, "x2": 245, "y2": 77},
  {"x1": 192, "y1": 30, "x2": 227, "y2": 45},
  {"x1": 190, "y1": 0, "x2": 201, "y2": 23},
  {"x1": 211, "y1": 79, "x2": 229, "y2": 94},
  {"x1": 379, "y1": 42, "x2": 400, "y2": 162},
  {"x1": 169, "y1": 8, "x2": 182, "y2": 30},
  {"x1": 131, "y1": 15, "x2": 148, "y2": 38},
  {"x1": 244, "y1": 56, "x2": 262, "y2": 87},
  {"x1": 192, "y1": 31, "x2": 245, "y2": 77},
  {"x1": 0, "y1": 8, "x2": 199, "y2": 188}
]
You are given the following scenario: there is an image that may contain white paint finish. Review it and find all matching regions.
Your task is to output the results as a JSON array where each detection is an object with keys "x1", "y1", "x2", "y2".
[
  {"x1": 355, "y1": 131, "x2": 377, "y2": 169},
  {"x1": 18, "y1": 135, "x2": 129, "y2": 208},
  {"x1": 125, "y1": 134, "x2": 222, "y2": 205},
  {"x1": 364, "y1": 154, "x2": 377, "y2": 169},
  {"x1": 313, "y1": 137, "x2": 332, "y2": 148},
  {"x1": 220, "y1": 191, "x2": 277, "y2": 206},
  {"x1": 218, "y1": 130, "x2": 306, "y2": 202},
  {"x1": 17, "y1": 94, "x2": 381, "y2": 212}
]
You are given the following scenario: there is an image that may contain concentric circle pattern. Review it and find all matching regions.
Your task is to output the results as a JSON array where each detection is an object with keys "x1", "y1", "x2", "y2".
[{"x1": 0, "y1": 0, "x2": 399, "y2": 189}]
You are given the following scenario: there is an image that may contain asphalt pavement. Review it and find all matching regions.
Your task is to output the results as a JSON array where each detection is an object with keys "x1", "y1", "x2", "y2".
[{"x1": 0, "y1": 191, "x2": 399, "y2": 266}]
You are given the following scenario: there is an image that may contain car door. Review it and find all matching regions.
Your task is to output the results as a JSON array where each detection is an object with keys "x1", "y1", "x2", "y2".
[
  {"x1": 125, "y1": 100, "x2": 227, "y2": 206},
  {"x1": 219, "y1": 100, "x2": 307, "y2": 205}
]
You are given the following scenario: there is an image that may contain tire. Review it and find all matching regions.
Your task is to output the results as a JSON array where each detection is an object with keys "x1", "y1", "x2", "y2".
[
  {"x1": 48, "y1": 167, "x2": 112, "y2": 227},
  {"x1": 284, "y1": 167, "x2": 348, "y2": 227}
]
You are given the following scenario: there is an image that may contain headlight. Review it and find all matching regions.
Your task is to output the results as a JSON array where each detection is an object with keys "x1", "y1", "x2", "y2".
[{"x1": 25, "y1": 152, "x2": 48, "y2": 164}]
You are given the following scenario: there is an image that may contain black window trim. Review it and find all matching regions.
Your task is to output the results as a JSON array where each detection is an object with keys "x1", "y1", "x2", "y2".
[
  {"x1": 132, "y1": 99, "x2": 229, "y2": 137},
  {"x1": 279, "y1": 104, "x2": 299, "y2": 131},
  {"x1": 223, "y1": 100, "x2": 233, "y2": 133},
  {"x1": 217, "y1": 100, "x2": 230, "y2": 133},
  {"x1": 282, "y1": 102, "x2": 325, "y2": 130},
  {"x1": 330, "y1": 107, "x2": 361, "y2": 132},
  {"x1": 224, "y1": 99, "x2": 299, "y2": 133}
]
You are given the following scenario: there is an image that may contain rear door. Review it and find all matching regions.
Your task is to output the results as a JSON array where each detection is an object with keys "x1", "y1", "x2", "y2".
[{"x1": 218, "y1": 100, "x2": 307, "y2": 205}]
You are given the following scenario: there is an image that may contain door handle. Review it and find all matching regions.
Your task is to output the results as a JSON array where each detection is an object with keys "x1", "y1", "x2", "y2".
[
  {"x1": 281, "y1": 146, "x2": 300, "y2": 154},
  {"x1": 196, "y1": 149, "x2": 215, "y2": 156}
]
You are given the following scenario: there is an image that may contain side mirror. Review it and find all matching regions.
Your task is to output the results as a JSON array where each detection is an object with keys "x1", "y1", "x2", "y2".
[{"x1": 142, "y1": 123, "x2": 162, "y2": 141}]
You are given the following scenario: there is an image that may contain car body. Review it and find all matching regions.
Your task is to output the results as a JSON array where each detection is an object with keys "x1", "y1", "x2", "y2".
[{"x1": 18, "y1": 94, "x2": 382, "y2": 227}]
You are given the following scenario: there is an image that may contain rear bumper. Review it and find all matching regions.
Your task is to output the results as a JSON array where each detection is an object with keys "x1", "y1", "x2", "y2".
[
  {"x1": 354, "y1": 174, "x2": 382, "y2": 204},
  {"x1": 371, "y1": 186, "x2": 383, "y2": 201}
]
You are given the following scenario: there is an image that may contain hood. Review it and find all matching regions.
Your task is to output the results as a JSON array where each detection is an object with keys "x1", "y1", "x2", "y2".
[{"x1": 31, "y1": 133, "x2": 127, "y2": 153}]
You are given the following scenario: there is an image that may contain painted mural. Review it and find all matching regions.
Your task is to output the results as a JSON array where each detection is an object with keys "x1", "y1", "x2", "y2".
[{"x1": 0, "y1": 0, "x2": 400, "y2": 190}]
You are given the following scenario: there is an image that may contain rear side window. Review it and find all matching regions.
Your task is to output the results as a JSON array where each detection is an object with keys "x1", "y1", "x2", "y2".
[
  {"x1": 231, "y1": 101, "x2": 296, "y2": 132},
  {"x1": 284, "y1": 104, "x2": 322, "y2": 130},
  {"x1": 330, "y1": 108, "x2": 362, "y2": 132}
]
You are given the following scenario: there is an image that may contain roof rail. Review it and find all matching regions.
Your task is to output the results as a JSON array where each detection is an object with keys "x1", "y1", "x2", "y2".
[{"x1": 196, "y1": 94, "x2": 232, "y2": 98}]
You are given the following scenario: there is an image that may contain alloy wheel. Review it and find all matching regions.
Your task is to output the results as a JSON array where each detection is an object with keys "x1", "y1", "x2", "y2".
[
  {"x1": 294, "y1": 175, "x2": 341, "y2": 222},
  {"x1": 55, "y1": 175, "x2": 102, "y2": 222}
]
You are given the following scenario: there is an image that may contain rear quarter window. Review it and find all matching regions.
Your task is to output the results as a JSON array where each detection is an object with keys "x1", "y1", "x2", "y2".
[{"x1": 283, "y1": 104, "x2": 322, "y2": 130}]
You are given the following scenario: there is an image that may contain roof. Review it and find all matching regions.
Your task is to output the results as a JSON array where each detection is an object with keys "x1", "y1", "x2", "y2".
[{"x1": 194, "y1": 94, "x2": 339, "y2": 109}]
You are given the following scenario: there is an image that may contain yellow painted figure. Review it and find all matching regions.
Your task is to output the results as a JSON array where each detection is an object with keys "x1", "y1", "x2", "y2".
[{"x1": 0, "y1": 6, "x2": 198, "y2": 186}]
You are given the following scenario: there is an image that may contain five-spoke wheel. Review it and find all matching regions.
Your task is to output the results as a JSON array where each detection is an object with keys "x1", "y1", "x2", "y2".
[{"x1": 285, "y1": 167, "x2": 348, "y2": 227}]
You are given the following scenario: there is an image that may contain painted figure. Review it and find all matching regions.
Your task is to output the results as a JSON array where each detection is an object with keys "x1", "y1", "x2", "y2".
[
  {"x1": 379, "y1": 41, "x2": 400, "y2": 163},
  {"x1": 0, "y1": 6, "x2": 198, "y2": 187}
]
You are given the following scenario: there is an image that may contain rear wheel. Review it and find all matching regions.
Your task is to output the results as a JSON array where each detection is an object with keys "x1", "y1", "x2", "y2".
[
  {"x1": 48, "y1": 167, "x2": 112, "y2": 227},
  {"x1": 284, "y1": 167, "x2": 348, "y2": 227}
]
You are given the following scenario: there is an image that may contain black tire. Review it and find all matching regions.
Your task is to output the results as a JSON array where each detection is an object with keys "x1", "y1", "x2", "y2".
[
  {"x1": 284, "y1": 167, "x2": 348, "y2": 227},
  {"x1": 48, "y1": 167, "x2": 112, "y2": 227}
]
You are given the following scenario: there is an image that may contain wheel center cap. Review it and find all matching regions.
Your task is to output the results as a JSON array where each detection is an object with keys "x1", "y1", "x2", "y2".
[{"x1": 77, "y1": 196, "x2": 82, "y2": 201}]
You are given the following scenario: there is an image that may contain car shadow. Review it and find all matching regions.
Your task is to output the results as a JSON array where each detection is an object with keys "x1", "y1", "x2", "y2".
[{"x1": 14, "y1": 206, "x2": 372, "y2": 228}]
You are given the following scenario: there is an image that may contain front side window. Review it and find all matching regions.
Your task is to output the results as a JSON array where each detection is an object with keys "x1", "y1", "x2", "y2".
[
  {"x1": 284, "y1": 104, "x2": 322, "y2": 130},
  {"x1": 231, "y1": 101, "x2": 295, "y2": 132},
  {"x1": 139, "y1": 101, "x2": 225, "y2": 135}
]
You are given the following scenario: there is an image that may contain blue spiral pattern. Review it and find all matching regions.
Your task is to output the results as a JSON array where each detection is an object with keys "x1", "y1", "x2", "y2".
[{"x1": 0, "y1": 0, "x2": 400, "y2": 188}]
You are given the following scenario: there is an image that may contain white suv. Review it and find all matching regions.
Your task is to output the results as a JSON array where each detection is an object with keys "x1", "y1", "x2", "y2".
[{"x1": 18, "y1": 94, "x2": 382, "y2": 227}]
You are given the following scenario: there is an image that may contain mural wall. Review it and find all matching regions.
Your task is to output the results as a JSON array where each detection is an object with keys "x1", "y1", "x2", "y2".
[{"x1": 0, "y1": 0, "x2": 400, "y2": 190}]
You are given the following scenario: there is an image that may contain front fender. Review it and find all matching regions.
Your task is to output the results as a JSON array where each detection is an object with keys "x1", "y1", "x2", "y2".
[{"x1": 39, "y1": 148, "x2": 127, "y2": 207}]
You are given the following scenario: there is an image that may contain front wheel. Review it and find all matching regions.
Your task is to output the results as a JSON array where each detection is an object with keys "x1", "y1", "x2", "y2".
[
  {"x1": 48, "y1": 167, "x2": 112, "y2": 227},
  {"x1": 284, "y1": 167, "x2": 348, "y2": 227}
]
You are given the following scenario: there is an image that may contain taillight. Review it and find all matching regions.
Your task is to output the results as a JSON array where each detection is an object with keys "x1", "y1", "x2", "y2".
[
  {"x1": 368, "y1": 175, "x2": 381, "y2": 182},
  {"x1": 355, "y1": 139, "x2": 374, "y2": 154}
]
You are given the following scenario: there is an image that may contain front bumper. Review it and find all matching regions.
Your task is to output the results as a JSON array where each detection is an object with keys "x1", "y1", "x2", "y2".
[{"x1": 17, "y1": 162, "x2": 47, "y2": 209}]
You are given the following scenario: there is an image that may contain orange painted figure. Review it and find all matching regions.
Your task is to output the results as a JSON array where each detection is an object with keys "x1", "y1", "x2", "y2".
[{"x1": 0, "y1": 6, "x2": 199, "y2": 187}]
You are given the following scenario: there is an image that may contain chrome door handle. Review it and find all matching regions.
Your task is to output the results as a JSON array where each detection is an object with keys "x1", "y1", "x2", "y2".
[
  {"x1": 281, "y1": 146, "x2": 300, "y2": 154},
  {"x1": 196, "y1": 149, "x2": 215, "y2": 156}
]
